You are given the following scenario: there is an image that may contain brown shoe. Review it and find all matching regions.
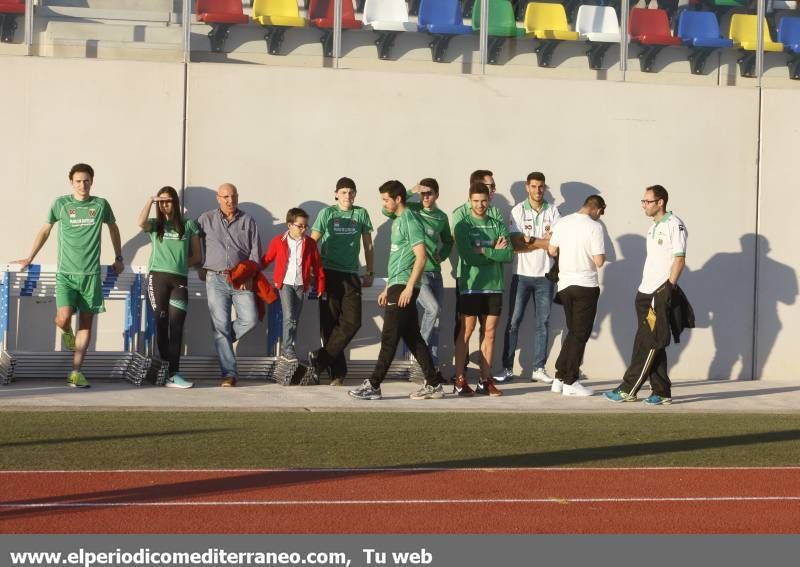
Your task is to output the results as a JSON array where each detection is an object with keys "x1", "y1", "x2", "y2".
[
  {"x1": 477, "y1": 378, "x2": 503, "y2": 397},
  {"x1": 329, "y1": 377, "x2": 344, "y2": 387},
  {"x1": 220, "y1": 376, "x2": 237, "y2": 387}
]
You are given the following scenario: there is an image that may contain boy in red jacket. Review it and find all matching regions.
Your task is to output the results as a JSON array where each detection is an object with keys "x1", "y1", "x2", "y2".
[{"x1": 262, "y1": 208, "x2": 326, "y2": 361}]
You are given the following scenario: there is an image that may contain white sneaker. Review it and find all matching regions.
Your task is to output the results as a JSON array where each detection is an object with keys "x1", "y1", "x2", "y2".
[
  {"x1": 532, "y1": 367, "x2": 554, "y2": 384},
  {"x1": 493, "y1": 368, "x2": 514, "y2": 383},
  {"x1": 550, "y1": 378, "x2": 563, "y2": 393},
  {"x1": 562, "y1": 381, "x2": 595, "y2": 397}
]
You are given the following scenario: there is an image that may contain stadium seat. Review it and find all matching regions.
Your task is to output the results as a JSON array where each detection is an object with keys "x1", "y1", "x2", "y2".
[
  {"x1": 777, "y1": 15, "x2": 800, "y2": 78},
  {"x1": 629, "y1": 8, "x2": 682, "y2": 72},
  {"x1": 729, "y1": 14, "x2": 784, "y2": 76},
  {"x1": 472, "y1": 0, "x2": 524, "y2": 64},
  {"x1": 517, "y1": 0, "x2": 582, "y2": 23},
  {"x1": 362, "y1": 0, "x2": 416, "y2": 59},
  {"x1": 575, "y1": 5, "x2": 621, "y2": 70},
  {"x1": 677, "y1": 10, "x2": 733, "y2": 74},
  {"x1": 417, "y1": 0, "x2": 473, "y2": 62},
  {"x1": 252, "y1": 0, "x2": 306, "y2": 55},
  {"x1": 197, "y1": 0, "x2": 249, "y2": 53},
  {"x1": 308, "y1": 0, "x2": 363, "y2": 57},
  {"x1": 523, "y1": 3, "x2": 579, "y2": 67},
  {"x1": 0, "y1": 0, "x2": 24, "y2": 44}
]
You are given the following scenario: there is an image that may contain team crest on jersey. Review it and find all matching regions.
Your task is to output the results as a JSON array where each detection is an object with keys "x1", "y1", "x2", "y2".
[
  {"x1": 679, "y1": 224, "x2": 686, "y2": 232},
  {"x1": 68, "y1": 209, "x2": 76, "y2": 217},
  {"x1": 89, "y1": 209, "x2": 96, "y2": 217},
  {"x1": 545, "y1": 224, "x2": 551, "y2": 232},
  {"x1": 524, "y1": 224, "x2": 532, "y2": 231}
]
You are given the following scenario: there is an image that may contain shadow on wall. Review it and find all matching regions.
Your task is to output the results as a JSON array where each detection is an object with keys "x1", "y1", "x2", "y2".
[{"x1": 696, "y1": 234, "x2": 797, "y2": 380}]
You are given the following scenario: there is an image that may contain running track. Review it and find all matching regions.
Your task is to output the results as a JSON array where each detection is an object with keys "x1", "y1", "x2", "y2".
[{"x1": 1, "y1": 468, "x2": 799, "y2": 533}]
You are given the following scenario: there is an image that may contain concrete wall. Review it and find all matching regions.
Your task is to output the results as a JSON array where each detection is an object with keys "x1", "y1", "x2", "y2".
[{"x1": 1, "y1": 54, "x2": 797, "y2": 381}]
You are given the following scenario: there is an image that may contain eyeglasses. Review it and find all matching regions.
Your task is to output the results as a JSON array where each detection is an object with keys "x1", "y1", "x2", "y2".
[
  {"x1": 291, "y1": 224, "x2": 308, "y2": 231},
  {"x1": 641, "y1": 199, "x2": 659, "y2": 205},
  {"x1": 485, "y1": 183, "x2": 496, "y2": 190}
]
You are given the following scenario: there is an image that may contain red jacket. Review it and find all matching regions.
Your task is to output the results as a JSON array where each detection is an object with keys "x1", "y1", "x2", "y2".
[
  {"x1": 228, "y1": 260, "x2": 278, "y2": 322},
  {"x1": 262, "y1": 232, "x2": 326, "y2": 296}
]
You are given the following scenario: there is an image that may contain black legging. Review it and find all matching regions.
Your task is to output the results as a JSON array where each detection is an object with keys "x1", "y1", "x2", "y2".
[{"x1": 147, "y1": 271, "x2": 188, "y2": 376}]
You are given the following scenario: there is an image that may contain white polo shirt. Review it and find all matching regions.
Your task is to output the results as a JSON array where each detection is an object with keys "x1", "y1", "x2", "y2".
[
  {"x1": 549, "y1": 212, "x2": 606, "y2": 292},
  {"x1": 509, "y1": 199, "x2": 560, "y2": 277},
  {"x1": 639, "y1": 212, "x2": 687, "y2": 294}
]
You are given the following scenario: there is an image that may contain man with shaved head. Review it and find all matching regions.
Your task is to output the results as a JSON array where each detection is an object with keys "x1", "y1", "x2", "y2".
[{"x1": 197, "y1": 183, "x2": 262, "y2": 387}]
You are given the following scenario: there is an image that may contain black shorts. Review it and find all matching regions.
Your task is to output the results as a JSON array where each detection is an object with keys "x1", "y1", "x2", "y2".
[{"x1": 460, "y1": 293, "x2": 502, "y2": 317}]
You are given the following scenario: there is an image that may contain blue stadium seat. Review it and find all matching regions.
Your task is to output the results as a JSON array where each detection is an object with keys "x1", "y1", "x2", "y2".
[
  {"x1": 777, "y1": 15, "x2": 800, "y2": 78},
  {"x1": 677, "y1": 11, "x2": 733, "y2": 74},
  {"x1": 418, "y1": 0, "x2": 473, "y2": 62}
]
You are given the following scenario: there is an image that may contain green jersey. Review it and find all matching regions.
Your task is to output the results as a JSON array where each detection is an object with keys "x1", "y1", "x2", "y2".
[
  {"x1": 454, "y1": 212, "x2": 512, "y2": 294},
  {"x1": 387, "y1": 208, "x2": 426, "y2": 288},
  {"x1": 47, "y1": 195, "x2": 115, "y2": 276},
  {"x1": 407, "y1": 202, "x2": 454, "y2": 273},
  {"x1": 312, "y1": 205, "x2": 373, "y2": 274},
  {"x1": 451, "y1": 202, "x2": 503, "y2": 277},
  {"x1": 145, "y1": 218, "x2": 198, "y2": 277}
]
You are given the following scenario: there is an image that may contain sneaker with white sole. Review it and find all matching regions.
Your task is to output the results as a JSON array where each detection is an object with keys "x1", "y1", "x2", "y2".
[
  {"x1": 550, "y1": 378, "x2": 563, "y2": 393},
  {"x1": 603, "y1": 388, "x2": 637, "y2": 403},
  {"x1": 348, "y1": 379, "x2": 382, "y2": 400},
  {"x1": 642, "y1": 393, "x2": 672, "y2": 406},
  {"x1": 531, "y1": 367, "x2": 554, "y2": 384},
  {"x1": 165, "y1": 373, "x2": 193, "y2": 389},
  {"x1": 67, "y1": 370, "x2": 90, "y2": 389},
  {"x1": 410, "y1": 384, "x2": 445, "y2": 400},
  {"x1": 562, "y1": 381, "x2": 594, "y2": 397},
  {"x1": 493, "y1": 368, "x2": 513, "y2": 383}
]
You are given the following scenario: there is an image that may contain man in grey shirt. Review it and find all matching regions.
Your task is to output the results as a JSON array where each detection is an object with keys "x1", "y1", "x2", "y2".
[{"x1": 197, "y1": 183, "x2": 262, "y2": 387}]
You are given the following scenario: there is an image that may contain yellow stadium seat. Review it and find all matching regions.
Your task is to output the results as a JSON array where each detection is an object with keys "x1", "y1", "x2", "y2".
[
  {"x1": 523, "y1": 2, "x2": 579, "y2": 41},
  {"x1": 729, "y1": 14, "x2": 783, "y2": 51},
  {"x1": 252, "y1": 0, "x2": 306, "y2": 27}
]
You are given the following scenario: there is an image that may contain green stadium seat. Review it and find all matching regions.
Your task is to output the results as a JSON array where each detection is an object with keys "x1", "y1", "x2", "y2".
[{"x1": 471, "y1": 0, "x2": 524, "y2": 64}]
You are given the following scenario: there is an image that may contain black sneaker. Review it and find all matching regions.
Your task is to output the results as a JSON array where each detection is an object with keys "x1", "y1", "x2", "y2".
[{"x1": 307, "y1": 351, "x2": 320, "y2": 383}]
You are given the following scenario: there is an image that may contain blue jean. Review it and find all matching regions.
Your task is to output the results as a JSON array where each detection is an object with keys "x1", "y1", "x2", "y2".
[
  {"x1": 416, "y1": 271, "x2": 444, "y2": 366},
  {"x1": 206, "y1": 271, "x2": 259, "y2": 378},
  {"x1": 279, "y1": 284, "x2": 305, "y2": 359},
  {"x1": 501, "y1": 274, "x2": 554, "y2": 370}
]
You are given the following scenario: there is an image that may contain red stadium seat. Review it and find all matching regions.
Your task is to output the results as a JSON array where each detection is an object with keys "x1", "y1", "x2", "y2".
[
  {"x1": 0, "y1": 0, "x2": 23, "y2": 43},
  {"x1": 308, "y1": 0, "x2": 362, "y2": 57},
  {"x1": 629, "y1": 8, "x2": 682, "y2": 72},
  {"x1": 197, "y1": 0, "x2": 249, "y2": 52}
]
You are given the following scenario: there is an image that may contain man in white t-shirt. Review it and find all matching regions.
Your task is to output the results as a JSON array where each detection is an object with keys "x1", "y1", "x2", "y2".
[
  {"x1": 495, "y1": 172, "x2": 560, "y2": 384},
  {"x1": 547, "y1": 195, "x2": 607, "y2": 397},
  {"x1": 604, "y1": 185, "x2": 687, "y2": 406}
]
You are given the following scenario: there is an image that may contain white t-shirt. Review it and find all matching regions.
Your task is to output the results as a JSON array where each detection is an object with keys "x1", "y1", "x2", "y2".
[
  {"x1": 549, "y1": 212, "x2": 606, "y2": 292},
  {"x1": 509, "y1": 199, "x2": 560, "y2": 277},
  {"x1": 639, "y1": 212, "x2": 687, "y2": 294},
  {"x1": 282, "y1": 235, "x2": 304, "y2": 286}
]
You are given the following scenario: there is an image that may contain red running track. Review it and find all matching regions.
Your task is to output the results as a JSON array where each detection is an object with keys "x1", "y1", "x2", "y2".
[{"x1": 1, "y1": 468, "x2": 799, "y2": 534}]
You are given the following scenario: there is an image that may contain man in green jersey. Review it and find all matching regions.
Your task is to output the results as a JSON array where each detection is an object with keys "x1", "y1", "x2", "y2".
[
  {"x1": 452, "y1": 182, "x2": 512, "y2": 397},
  {"x1": 308, "y1": 177, "x2": 375, "y2": 386},
  {"x1": 349, "y1": 181, "x2": 447, "y2": 401},
  {"x1": 407, "y1": 178, "x2": 453, "y2": 369},
  {"x1": 451, "y1": 170, "x2": 504, "y2": 369},
  {"x1": 15, "y1": 163, "x2": 124, "y2": 388}
]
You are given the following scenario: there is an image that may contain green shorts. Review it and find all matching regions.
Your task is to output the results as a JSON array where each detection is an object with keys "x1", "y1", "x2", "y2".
[{"x1": 55, "y1": 273, "x2": 106, "y2": 314}]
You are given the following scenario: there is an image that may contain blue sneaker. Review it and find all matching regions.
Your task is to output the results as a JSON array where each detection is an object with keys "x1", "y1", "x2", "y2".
[
  {"x1": 603, "y1": 389, "x2": 637, "y2": 403},
  {"x1": 643, "y1": 393, "x2": 672, "y2": 406},
  {"x1": 166, "y1": 373, "x2": 193, "y2": 389}
]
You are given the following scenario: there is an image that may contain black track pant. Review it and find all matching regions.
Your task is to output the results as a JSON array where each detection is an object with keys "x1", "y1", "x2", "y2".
[
  {"x1": 620, "y1": 284, "x2": 672, "y2": 397},
  {"x1": 370, "y1": 285, "x2": 441, "y2": 388},
  {"x1": 147, "y1": 271, "x2": 188, "y2": 377},
  {"x1": 554, "y1": 285, "x2": 599, "y2": 385},
  {"x1": 315, "y1": 269, "x2": 362, "y2": 380}
]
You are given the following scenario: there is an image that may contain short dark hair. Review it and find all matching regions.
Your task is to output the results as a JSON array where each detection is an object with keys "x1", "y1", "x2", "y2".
[
  {"x1": 469, "y1": 180, "x2": 490, "y2": 197},
  {"x1": 418, "y1": 178, "x2": 439, "y2": 195},
  {"x1": 69, "y1": 163, "x2": 94, "y2": 180},
  {"x1": 379, "y1": 180, "x2": 407, "y2": 203},
  {"x1": 469, "y1": 170, "x2": 493, "y2": 185},
  {"x1": 646, "y1": 184, "x2": 669, "y2": 208},
  {"x1": 336, "y1": 177, "x2": 356, "y2": 191},
  {"x1": 286, "y1": 207, "x2": 309, "y2": 224},
  {"x1": 584, "y1": 195, "x2": 606, "y2": 211},
  {"x1": 527, "y1": 171, "x2": 545, "y2": 183}
]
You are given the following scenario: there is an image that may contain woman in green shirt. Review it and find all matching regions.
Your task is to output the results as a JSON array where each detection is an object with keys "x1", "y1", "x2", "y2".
[{"x1": 137, "y1": 186, "x2": 201, "y2": 388}]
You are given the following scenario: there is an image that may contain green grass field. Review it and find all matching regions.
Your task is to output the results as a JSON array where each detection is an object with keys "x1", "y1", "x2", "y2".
[{"x1": 2, "y1": 412, "x2": 800, "y2": 469}]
